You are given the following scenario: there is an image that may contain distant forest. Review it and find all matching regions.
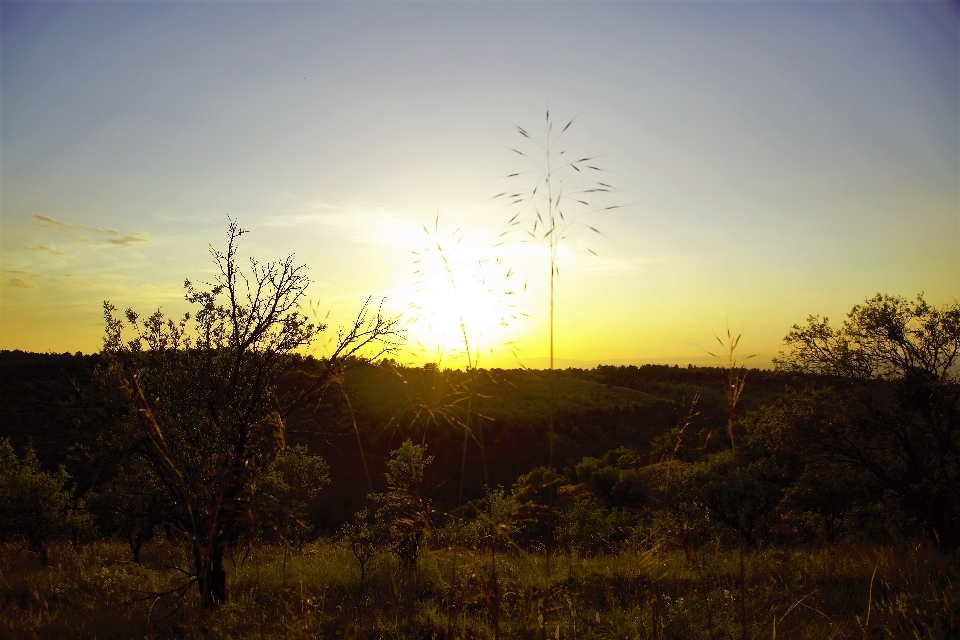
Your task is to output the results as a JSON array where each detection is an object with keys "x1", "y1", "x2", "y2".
[
  {"x1": 0, "y1": 348, "x2": 939, "y2": 544},
  {"x1": 2, "y1": 350, "x2": 788, "y2": 527}
]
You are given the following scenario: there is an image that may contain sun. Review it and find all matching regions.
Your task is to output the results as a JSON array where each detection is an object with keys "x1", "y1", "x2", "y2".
[{"x1": 400, "y1": 225, "x2": 527, "y2": 368}]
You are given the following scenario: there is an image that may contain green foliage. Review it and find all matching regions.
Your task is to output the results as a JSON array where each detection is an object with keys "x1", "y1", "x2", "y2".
[
  {"x1": 257, "y1": 444, "x2": 331, "y2": 547},
  {"x1": 698, "y1": 451, "x2": 789, "y2": 546},
  {"x1": 775, "y1": 292, "x2": 960, "y2": 381},
  {"x1": 6, "y1": 351, "x2": 794, "y2": 535},
  {"x1": 0, "y1": 351, "x2": 124, "y2": 492},
  {"x1": 740, "y1": 392, "x2": 891, "y2": 544},
  {"x1": 0, "y1": 438, "x2": 91, "y2": 567},
  {"x1": 567, "y1": 446, "x2": 646, "y2": 508},
  {"x1": 635, "y1": 459, "x2": 716, "y2": 555},
  {"x1": 337, "y1": 508, "x2": 386, "y2": 604},
  {"x1": 384, "y1": 438, "x2": 433, "y2": 490},
  {"x1": 507, "y1": 464, "x2": 561, "y2": 547},
  {"x1": 101, "y1": 222, "x2": 320, "y2": 608},
  {"x1": 97, "y1": 221, "x2": 403, "y2": 608},
  {"x1": 370, "y1": 439, "x2": 434, "y2": 568},
  {"x1": 85, "y1": 454, "x2": 167, "y2": 563},
  {"x1": 4, "y1": 283, "x2": 960, "y2": 634},
  {"x1": 775, "y1": 293, "x2": 960, "y2": 550},
  {"x1": 456, "y1": 487, "x2": 523, "y2": 552},
  {"x1": 554, "y1": 495, "x2": 634, "y2": 556}
]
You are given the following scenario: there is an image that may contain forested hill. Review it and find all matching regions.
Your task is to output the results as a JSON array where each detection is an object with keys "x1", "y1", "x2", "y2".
[
  {"x1": 0, "y1": 350, "x2": 814, "y2": 530},
  {"x1": 0, "y1": 351, "x2": 107, "y2": 473}
]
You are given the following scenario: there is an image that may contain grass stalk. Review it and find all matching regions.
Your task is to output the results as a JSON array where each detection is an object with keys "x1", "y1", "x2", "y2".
[
  {"x1": 861, "y1": 563, "x2": 878, "y2": 640},
  {"x1": 496, "y1": 109, "x2": 621, "y2": 634},
  {"x1": 707, "y1": 328, "x2": 754, "y2": 640}
]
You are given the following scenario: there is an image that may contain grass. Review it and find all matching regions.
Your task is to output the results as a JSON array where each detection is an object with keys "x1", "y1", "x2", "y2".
[
  {"x1": 494, "y1": 110, "x2": 623, "y2": 634},
  {"x1": 2, "y1": 538, "x2": 956, "y2": 638}
]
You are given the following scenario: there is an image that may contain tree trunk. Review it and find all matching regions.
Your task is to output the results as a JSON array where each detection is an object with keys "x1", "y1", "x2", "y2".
[
  {"x1": 902, "y1": 492, "x2": 957, "y2": 553},
  {"x1": 210, "y1": 548, "x2": 227, "y2": 606},
  {"x1": 28, "y1": 535, "x2": 48, "y2": 568},
  {"x1": 130, "y1": 533, "x2": 143, "y2": 564},
  {"x1": 924, "y1": 496, "x2": 958, "y2": 553},
  {"x1": 196, "y1": 542, "x2": 228, "y2": 609}
]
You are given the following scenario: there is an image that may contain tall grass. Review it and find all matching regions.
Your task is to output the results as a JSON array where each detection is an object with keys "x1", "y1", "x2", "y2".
[
  {"x1": 494, "y1": 110, "x2": 622, "y2": 631},
  {"x1": 707, "y1": 328, "x2": 755, "y2": 640},
  {"x1": 3, "y1": 539, "x2": 956, "y2": 638},
  {"x1": 495, "y1": 109, "x2": 621, "y2": 473}
]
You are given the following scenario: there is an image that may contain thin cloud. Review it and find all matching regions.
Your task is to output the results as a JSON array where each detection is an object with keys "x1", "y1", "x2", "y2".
[
  {"x1": 31, "y1": 215, "x2": 73, "y2": 231},
  {"x1": 105, "y1": 232, "x2": 150, "y2": 247},
  {"x1": 31, "y1": 215, "x2": 150, "y2": 247},
  {"x1": 264, "y1": 193, "x2": 433, "y2": 245},
  {"x1": 6, "y1": 278, "x2": 37, "y2": 289},
  {"x1": 23, "y1": 245, "x2": 66, "y2": 256}
]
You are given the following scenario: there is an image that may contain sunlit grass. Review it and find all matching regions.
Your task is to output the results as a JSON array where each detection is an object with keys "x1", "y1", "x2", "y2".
[{"x1": 2, "y1": 539, "x2": 955, "y2": 638}]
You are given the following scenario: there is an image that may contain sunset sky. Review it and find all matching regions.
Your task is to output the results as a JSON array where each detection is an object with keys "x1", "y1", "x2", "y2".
[{"x1": 2, "y1": 1, "x2": 957, "y2": 369}]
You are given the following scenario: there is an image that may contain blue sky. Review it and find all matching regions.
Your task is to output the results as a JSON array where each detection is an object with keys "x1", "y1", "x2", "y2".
[{"x1": 2, "y1": 1, "x2": 957, "y2": 368}]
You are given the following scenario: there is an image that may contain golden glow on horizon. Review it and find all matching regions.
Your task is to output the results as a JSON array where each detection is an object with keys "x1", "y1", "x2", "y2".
[{"x1": 396, "y1": 222, "x2": 530, "y2": 368}]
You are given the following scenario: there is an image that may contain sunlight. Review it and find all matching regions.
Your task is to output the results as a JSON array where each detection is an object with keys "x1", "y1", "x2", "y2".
[{"x1": 399, "y1": 223, "x2": 528, "y2": 368}]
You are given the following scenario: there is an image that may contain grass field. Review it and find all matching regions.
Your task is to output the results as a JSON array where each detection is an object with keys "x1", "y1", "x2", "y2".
[{"x1": 2, "y1": 538, "x2": 956, "y2": 639}]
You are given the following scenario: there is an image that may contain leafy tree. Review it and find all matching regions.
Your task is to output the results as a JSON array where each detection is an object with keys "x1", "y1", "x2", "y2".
[
  {"x1": 338, "y1": 508, "x2": 386, "y2": 608},
  {"x1": 567, "y1": 446, "x2": 646, "y2": 509},
  {"x1": 86, "y1": 454, "x2": 167, "y2": 563},
  {"x1": 371, "y1": 439, "x2": 434, "y2": 569},
  {"x1": 258, "y1": 444, "x2": 330, "y2": 548},
  {"x1": 0, "y1": 438, "x2": 91, "y2": 567},
  {"x1": 507, "y1": 465, "x2": 561, "y2": 549},
  {"x1": 774, "y1": 293, "x2": 960, "y2": 550},
  {"x1": 457, "y1": 487, "x2": 523, "y2": 553},
  {"x1": 101, "y1": 221, "x2": 398, "y2": 608},
  {"x1": 698, "y1": 450, "x2": 789, "y2": 547},
  {"x1": 740, "y1": 391, "x2": 891, "y2": 544},
  {"x1": 774, "y1": 292, "x2": 960, "y2": 381},
  {"x1": 636, "y1": 460, "x2": 713, "y2": 559},
  {"x1": 555, "y1": 495, "x2": 633, "y2": 556}
]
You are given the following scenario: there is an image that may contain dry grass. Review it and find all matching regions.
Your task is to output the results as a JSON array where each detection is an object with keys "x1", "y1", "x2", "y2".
[{"x1": 2, "y1": 538, "x2": 956, "y2": 639}]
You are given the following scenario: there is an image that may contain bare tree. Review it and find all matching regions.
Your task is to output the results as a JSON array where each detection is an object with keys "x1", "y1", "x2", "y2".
[{"x1": 102, "y1": 220, "x2": 399, "y2": 608}]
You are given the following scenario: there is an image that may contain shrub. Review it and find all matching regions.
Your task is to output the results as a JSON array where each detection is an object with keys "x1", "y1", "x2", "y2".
[{"x1": 0, "y1": 438, "x2": 91, "y2": 567}]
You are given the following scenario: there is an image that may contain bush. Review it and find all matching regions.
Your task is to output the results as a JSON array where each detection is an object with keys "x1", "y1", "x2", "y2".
[
  {"x1": 0, "y1": 438, "x2": 91, "y2": 567},
  {"x1": 555, "y1": 495, "x2": 635, "y2": 556}
]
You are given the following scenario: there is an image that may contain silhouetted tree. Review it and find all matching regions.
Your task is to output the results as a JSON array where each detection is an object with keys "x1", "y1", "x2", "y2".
[
  {"x1": 86, "y1": 454, "x2": 167, "y2": 563},
  {"x1": 102, "y1": 221, "x2": 398, "y2": 608},
  {"x1": 0, "y1": 438, "x2": 91, "y2": 567},
  {"x1": 775, "y1": 293, "x2": 960, "y2": 550}
]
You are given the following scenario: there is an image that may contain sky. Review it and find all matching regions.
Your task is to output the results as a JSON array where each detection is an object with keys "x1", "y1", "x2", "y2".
[{"x1": 1, "y1": 1, "x2": 958, "y2": 369}]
